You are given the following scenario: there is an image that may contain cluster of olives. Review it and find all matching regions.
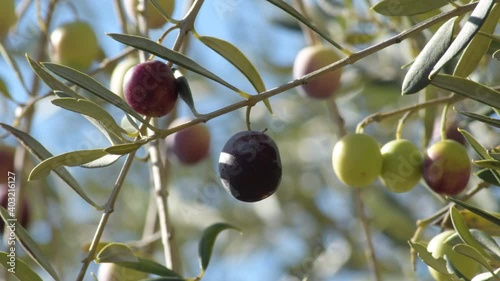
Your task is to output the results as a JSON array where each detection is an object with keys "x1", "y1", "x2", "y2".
[
  {"x1": 118, "y1": 59, "x2": 282, "y2": 203},
  {"x1": 332, "y1": 132, "x2": 471, "y2": 195}
]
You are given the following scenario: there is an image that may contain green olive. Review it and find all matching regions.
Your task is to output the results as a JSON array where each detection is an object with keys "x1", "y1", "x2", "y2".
[
  {"x1": 380, "y1": 139, "x2": 423, "y2": 193},
  {"x1": 332, "y1": 134, "x2": 382, "y2": 187}
]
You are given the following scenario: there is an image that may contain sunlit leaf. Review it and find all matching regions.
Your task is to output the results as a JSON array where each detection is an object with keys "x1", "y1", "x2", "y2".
[
  {"x1": 51, "y1": 97, "x2": 128, "y2": 145},
  {"x1": 104, "y1": 143, "x2": 142, "y2": 155},
  {"x1": 197, "y1": 35, "x2": 273, "y2": 113},
  {"x1": 456, "y1": 110, "x2": 500, "y2": 129},
  {"x1": 0, "y1": 252, "x2": 43, "y2": 281},
  {"x1": 0, "y1": 206, "x2": 60, "y2": 281},
  {"x1": 0, "y1": 123, "x2": 101, "y2": 209},
  {"x1": 408, "y1": 241, "x2": 449, "y2": 274},
  {"x1": 473, "y1": 159, "x2": 500, "y2": 169},
  {"x1": 469, "y1": 229, "x2": 500, "y2": 258},
  {"x1": 96, "y1": 243, "x2": 183, "y2": 278},
  {"x1": 265, "y1": 0, "x2": 346, "y2": 52},
  {"x1": 430, "y1": 0, "x2": 496, "y2": 77},
  {"x1": 96, "y1": 243, "x2": 137, "y2": 263},
  {"x1": 371, "y1": 0, "x2": 455, "y2": 16},
  {"x1": 107, "y1": 33, "x2": 250, "y2": 99},
  {"x1": 453, "y1": 244, "x2": 497, "y2": 277},
  {"x1": 458, "y1": 129, "x2": 491, "y2": 160},
  {"x1": 29, "y1": 149, "x2": 113, "y2": 180},
  {"x1": 401, "y1": 17, "x2": 455, "y2": 95},
  {"x1": 450, "y1": 207, "x2": 490, "y2": 258},
  {"x1": 41, "y1": 62, "x2": 158, "y2": 132},
  {"x1": 199, "y1": 223, "x2": 241, "y2": 271},
  {"x1": 453, "y1": 4, "x2": 500, "y2": 77},
  {"x1": 448, "y1": 197, "x2": 500, "y2": 227},
  {"x1": 431, "y1": 75, "x2": 500, "y2": 109}
]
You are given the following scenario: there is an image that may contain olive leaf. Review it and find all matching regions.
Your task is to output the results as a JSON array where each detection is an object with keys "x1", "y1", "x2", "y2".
[
  {"x1": 0, "y1": 123, "x2": 101, "y2": 209},
  {"x1": 371, "y1": 0, "x2": 456, "y2": 16},
  {"x1": 0, "y1": 252, "x2": 43, "y2": 281},
  {"x1": 199, "y1": 223, "x2": 241, "y2": 272},
  {"x1": 430, "y1": 0, "x2": 496, "y2": 77},
  {"x1": 401, "y1": 17, "x2": 456, "y2": 95},
  {"x1": 453, "y1": 4, "x2": 500, "y2": 77},
  {"x1": 0, "y1": 206, "x2": 60, "y2": 281}
]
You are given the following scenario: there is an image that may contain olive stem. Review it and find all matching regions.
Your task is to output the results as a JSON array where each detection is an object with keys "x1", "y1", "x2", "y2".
[
  {"x1": 326, "y1": 97, "x2": 347, "y2": 138},
  {"x1": 354, "y1": 189, "x2": 382, "y2": 281},
  {"x1": 76, "y1": 148, "x2": 139, "y2": 281},
  {"x1": 294, "y1": 0, "x2": 320, "y2": 46},
  {"x1": 112, "y1": 0, "x2": 129, "y2": 34},
  {"x1": 440, "y1": 102, "x2": 452, "y2": 141},
  {"x1": 395, "y1": 111, "x2": 413, "y2": 140}
]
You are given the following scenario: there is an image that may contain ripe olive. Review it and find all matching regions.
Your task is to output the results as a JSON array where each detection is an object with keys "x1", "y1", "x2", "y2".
[
  {"x1": 0, "y1": 146, "x2": 15, "y2": 184},
  {"x1": 218, "y1": 131, "x2": 282, "y2": 202},
  {"x1": 427, "y1": 230, "x2": 481, "y2": 281},
  {"x1": 380, "y1": 139, "x2": 423, "y2": 193},
  {"x1": 123, "y1": 60, "x2": 178, "y2": 117},
  {"x1": 292, "y1": 45, "x2": 342, "y2": 99},
  {"x1": 124, "y1": 0, "x2": 175, "y2": 29},
  {"x1": 166, "y1": 118, "x2": 211, "y2": 165},
  {"x1": 332, "y1": 134, "x2": 382, "y2": 187},
  {"x1": 423, "y1": 140, "x2": 470, "y2": 195},
  {"x1": 49, "y1": 21, "x2": 100, "y2": 71}
]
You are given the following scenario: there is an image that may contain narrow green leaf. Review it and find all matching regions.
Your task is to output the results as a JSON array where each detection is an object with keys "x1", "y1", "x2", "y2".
[
  {"x1": 96, "y1": 243, "x2": 138, "y2": 263},
  {"x1": 473, "y1": 159, "x2": 500, "y2": 169},
  {"x1": 453, "y1": 4, "x2": 500, "y2": 77},
  {"x1": 51, "y1": 97, "x2": 128, "y2": 145},
  {"x1": 0, "y1": 252, "x2": 43, "y2": 281},
  {"x1": 430, "y1": 0, "x2": 496, "y2": 77},
  {"x1": 458, "y1": 129, "x2": 490, "y2": 160},
  {"x1": 199, "y1": 223, "x2": 241, "y2": 271},
  {"x1": 29, "y1": 149, "x2": 112, "y2": 180},
  {"x1": 198, "y1": 36, "x2": 273, "y2": 113},
  {"x1": 198, "y1": 36, "x2": 265, "y2": 93},
  {"x1": 107, "y1": 33, "x2": 249, "y2": 99},
  {"x1": 0, "y1": 206, "x2": 60, "y2": 281},
  {"x1": 96, "y1": 243, "x2": 183, "y2": 278},
  {"x1": 401, "y1": 17, "x2": 456, "y2": 95},
  {"x1": 0, "y1": 123, "x2": 101, "y2": 209},
  {"x1": 488, "y1": 152, "x2": 500, "y2": 161},
  {"x1": 173, "y1": 69, "x2": 199, "y2": 116},
  {"x1": 41, "y1": 62, "x2": 158, "y2": 132},
  {"x1": 448, "y1": 197, "x2": 500, "y2": 227},
  {"x1": 107, "y1": 258, "x2": 183, "y2": 278},
  {"x1": 26, "y1": 56, "x2": 82, "y2": 99},
  {"x1": 265, "y1": 0, "x2": 345, "y2": 52},
  {"x1": 450, "y1": 207, "x2": 490, "y2": 258},
  {"x1": 469, "y1": 229, "x2": 500, "y2": 259},
  {"x1": 408, "y1": 241, "x2": 450, "y2": 274},
  {"x1": 371, "y1": 0, "x2": 455, "y2": 16},
  {"x1": 431, "y1": 74, "x2": 500, "y2": 109},
  {"x1": 457, "y1": 110, "x2": 500, "y2": 129},
  {"x1": 472, "y1": 269, "x2": 500, "y2": 281},
  {"x1": 453, "y1": 244, "x2": 497, "y2": 276},
  {"x1": 475, "y1": 169, "x2": 500, "y2": 186},
  {"x1": 104, "y1": 143, "x2": 142, "y2": 155}
]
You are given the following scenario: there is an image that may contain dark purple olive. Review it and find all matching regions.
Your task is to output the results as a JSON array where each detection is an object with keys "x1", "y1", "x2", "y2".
[
  {"x1": 218, "y1": 131, "x2": 282, "y2": 202},
  {"x1": 123, "y1": 60, "x2": 178, "y2": 117}
]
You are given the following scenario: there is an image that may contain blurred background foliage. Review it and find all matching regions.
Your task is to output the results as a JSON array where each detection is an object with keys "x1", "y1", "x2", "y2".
[{"x1": 0, "y1": 0, "x2": 499, "y2": 280}]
